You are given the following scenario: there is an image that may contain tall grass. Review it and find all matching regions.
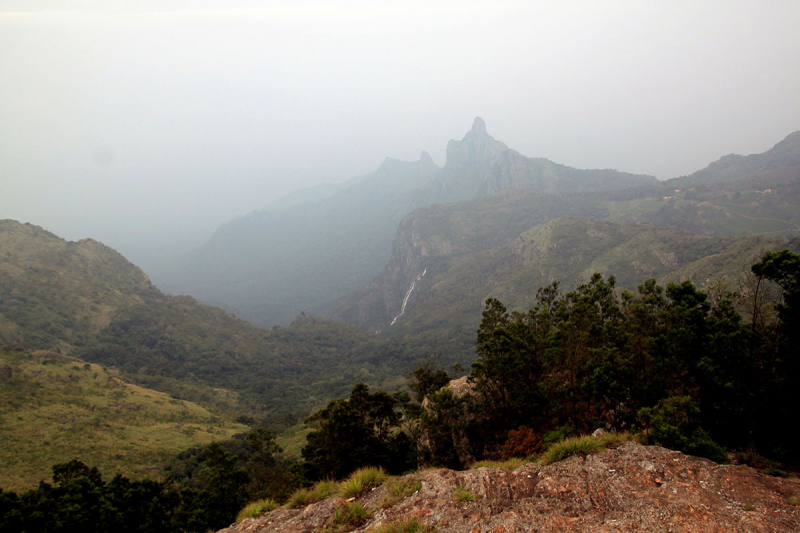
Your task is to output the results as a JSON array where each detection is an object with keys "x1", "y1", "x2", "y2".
[
  {"x1": 339, "y1": 466, "x2": 389, "y2": 498},
  {"x1": 539, "y1": 431, "x2": 637, "y2": 465},
  {"x1": 235, "y1": 498, "x2": 278, "y2": 522}
]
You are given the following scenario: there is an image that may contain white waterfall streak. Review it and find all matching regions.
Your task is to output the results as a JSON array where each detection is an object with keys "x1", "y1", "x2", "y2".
[{"x1": 390, "y1": 268, "x2": 427, "y2": 326}]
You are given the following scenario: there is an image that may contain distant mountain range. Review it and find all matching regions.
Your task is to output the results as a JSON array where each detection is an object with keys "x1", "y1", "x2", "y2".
[
  {"x1": 2, "y1": 121, "x2": 799, "y2": 489},
  {"x1": 155, "y1": 118, "x2": 657, "y2": 327}
]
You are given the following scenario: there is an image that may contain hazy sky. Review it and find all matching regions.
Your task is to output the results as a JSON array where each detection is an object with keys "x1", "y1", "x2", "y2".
[{"x1": 2, "y1": 0, "x2": 799, "y2": 261}]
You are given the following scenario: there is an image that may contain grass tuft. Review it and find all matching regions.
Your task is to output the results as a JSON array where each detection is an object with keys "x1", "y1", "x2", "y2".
[
  {"x1": 236, "y1": 498, "x2": 278, "y2": 522},
  {"x1": 788, "y1": 497, "x2": 800, "y2": 506},
  {"x1": 370, "y1": 517, "x2": 436, "y2": 533},
  {"x1": 380, "y1": 477, "x2": 422, "y2": 508},
  {"x1": 452, "y1": 485, "x2": 476, "y2": 503},
  {"x1": 339, "y1": 466, "x2": 389, "y2": 498},
  {"x1": 539, "y1": 432, "x2": 638, "y2": 465},
  {"x1": 470, "y1": 457, "x2": 528, "y2": 470},
  {"x1": 321, "y1": 501, "x2": 368, "y2": 533},
  {"x1": 286, "y1": 479, "x2": 339, "y2": 508}
]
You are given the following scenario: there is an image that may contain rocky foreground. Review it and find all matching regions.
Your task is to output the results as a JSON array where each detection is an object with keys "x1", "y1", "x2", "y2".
[{"x1": 221, "y1": 443, "x2": 800, "y2": 533}]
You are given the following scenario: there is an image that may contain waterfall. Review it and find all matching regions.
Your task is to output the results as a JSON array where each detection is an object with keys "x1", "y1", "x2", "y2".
[{"x1": 390, "y1": 268, "x2": 427, "y2": 326}]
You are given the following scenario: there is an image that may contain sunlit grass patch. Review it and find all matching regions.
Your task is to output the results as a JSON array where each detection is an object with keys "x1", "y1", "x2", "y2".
[
  {"x1": 539, "y1": 432, "x2": 637, "y2": 465},
  {"x1": 285, "y1": 479, "x2": 338, "y2": 508},
  {"x1": 236, "y1": 498, "x2": 278, "y2": 522},
  {"x1": 339, "y1": 466, "x2": 389, "y2": 498}
]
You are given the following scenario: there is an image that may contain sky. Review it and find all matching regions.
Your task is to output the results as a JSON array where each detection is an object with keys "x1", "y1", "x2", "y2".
[{"x1": 1, "y1": 0, "x2": 799, "y2": 265}]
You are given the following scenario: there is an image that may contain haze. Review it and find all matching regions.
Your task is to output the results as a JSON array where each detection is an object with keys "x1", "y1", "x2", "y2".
[{"x1": 2, "y1": 0, "x2": 799, "y2": 271}]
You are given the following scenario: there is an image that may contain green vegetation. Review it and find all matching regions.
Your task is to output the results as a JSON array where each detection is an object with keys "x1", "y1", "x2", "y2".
[
  {"x1": 469, "y1": 458, "x2": 528, "y2": 470},
  {"x1": 380, "y1": 477, "x2": 421, "y2": 507},
  {"x1": 236, "y1": 498, "x2": 279, "y2": 522},
  {"x1": 0, "y1": 220, "x2": 413, "y2": 421},
  {"x1": 370, "y1": 518, "x2": 437, "y2": 533},
  {"x1": 0, "y1": 346, "x2": 247, "y2": 491},
  {"x1": 452, "y1": 485, "x2": 476, "y2": 502},
  {"x1": 323, "y1": 501, "x2": 369, "y2": 533},
  {"x1": 539, "y1": 433, "x2": 637, "y2": 465},
  {"x1": 788, "y1": 497, "x2": 800, "y2": 506},
  {"x1": 285, "y1": 480, "x2": 338, "y2": 508},
  {"x1": 301, "y1": 384, "x2": 415, "y2": 480},
  {"x1": 339, "y1": 467, "x2": 389, "y2": 498}
]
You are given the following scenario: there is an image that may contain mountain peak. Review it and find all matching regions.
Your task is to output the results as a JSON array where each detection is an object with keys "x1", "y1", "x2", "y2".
[{"x1": 471, "y1": 116, "x2": 487, "y2": 135}]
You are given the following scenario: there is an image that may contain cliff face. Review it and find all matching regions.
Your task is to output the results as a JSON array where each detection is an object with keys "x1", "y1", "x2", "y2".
[{"x1": 220, "y1": 443, "x2": 800, "y2": 533}]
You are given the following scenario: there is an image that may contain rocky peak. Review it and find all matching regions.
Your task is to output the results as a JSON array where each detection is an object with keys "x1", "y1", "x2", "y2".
[
  {"x1": 219, "y1": 443, "x2": 800, "y2": 532},
  {"x1": 444, "y1": 117, "x2": 508, "y2": 171},
  {"x1": 471, "y1": 116, "x2": 487, "y2": 135}
]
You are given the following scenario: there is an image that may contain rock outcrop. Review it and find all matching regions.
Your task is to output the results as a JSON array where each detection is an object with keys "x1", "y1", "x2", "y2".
[{"x1": 220, "y1": 443, "x2": 800, "y2": 533}]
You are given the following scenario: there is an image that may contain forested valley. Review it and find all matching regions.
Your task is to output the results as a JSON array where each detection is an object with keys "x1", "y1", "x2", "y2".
[{"x1": 2, "y1": 249, "x2": 799, "y2": 532}]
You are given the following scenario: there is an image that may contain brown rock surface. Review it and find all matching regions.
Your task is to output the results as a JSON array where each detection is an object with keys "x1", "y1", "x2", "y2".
[{"x1": 219, "y1": 443, "x2": 800, "y2": 533}]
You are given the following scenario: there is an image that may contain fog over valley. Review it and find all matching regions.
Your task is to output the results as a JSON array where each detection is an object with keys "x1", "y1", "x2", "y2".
[{"x1": 2, "y1": 0, "x2": 799, "y2": 280}]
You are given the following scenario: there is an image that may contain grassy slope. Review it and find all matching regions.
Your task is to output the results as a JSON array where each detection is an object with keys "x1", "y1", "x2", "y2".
[{"x1": 0, "y1": 347, "x2": 247, "y2": 491}]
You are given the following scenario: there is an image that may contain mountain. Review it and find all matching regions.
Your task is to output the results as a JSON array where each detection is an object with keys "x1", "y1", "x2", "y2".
[
  {"x1": 0, "y1": 220, "x2": 412, "y2": 428},
  {"x1": 421, "y1": 117, "x2": 657, "y2": 203},
  {"x1": 340, "y1": 215, "x2": 795, "y2": 366},
  {"x1": 157, "y1": 118, "x2": 656, "y2": 328},
  {"x1": 0, "y1": 346, "x2": 246, "y2": 491},
  {"x1": 219, "y1": 443, "x2": 800, "y2": 533},
  {"x1": 335, "y1": 131, "x2": 800, "y2": 342}
]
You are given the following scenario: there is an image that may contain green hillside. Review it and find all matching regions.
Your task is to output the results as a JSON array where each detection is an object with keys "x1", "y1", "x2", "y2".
[
  {"x1": 381, "y1": 218, "x2": 796, "y2": 367},
  {"x1": 0, "y1": 220, "x2": 410, "y2": 428},
  {"x1": 337, "y1": 130, "x2": 800, "y2": 335},
  {"x1": 0, "y1": 346, "x2": 247, "y2": 491}
]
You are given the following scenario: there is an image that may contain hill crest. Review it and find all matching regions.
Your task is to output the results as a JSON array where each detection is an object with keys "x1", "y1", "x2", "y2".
[{"x1": 220, "y1": 442, "x2": 800, "y2": 533}]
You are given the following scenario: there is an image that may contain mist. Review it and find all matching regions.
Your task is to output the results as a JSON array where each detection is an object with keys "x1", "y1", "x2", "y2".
[{"x1": 2, "y1": 0, "x2": 799, "y2": 269}]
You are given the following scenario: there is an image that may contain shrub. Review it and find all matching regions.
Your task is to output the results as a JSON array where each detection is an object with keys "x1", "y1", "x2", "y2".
[
  {"x1": 371, "y1": 518, "x2": 436, "y2": 533},
  {"x1": 452, "y1": 485, "x2": 476, "y2": 502},
  {"x1": 501, "y1": 427, "x2": 543, "y2": 459},
  {"x1": 639, "y1": 396, "x2": 729, "y2": 464},
  {"x1": 236, "y1": 498, "x2": 278, "y2": 522}
]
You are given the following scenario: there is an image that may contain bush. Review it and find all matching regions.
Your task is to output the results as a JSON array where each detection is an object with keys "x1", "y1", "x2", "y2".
[
  {"x1": 639, "y1": 396, "x2": 729, "y2": 464},
  {"x1": 501, "y1": 427, "x2": 543, "y2": 459},
  {"x1": 236, "y1": 498, "x2": 278, "y2": 522}
]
